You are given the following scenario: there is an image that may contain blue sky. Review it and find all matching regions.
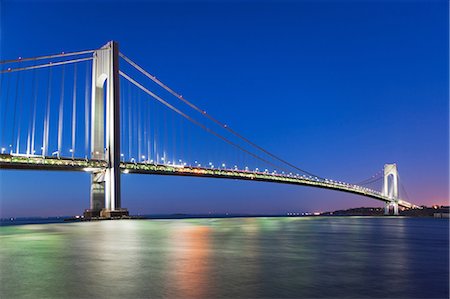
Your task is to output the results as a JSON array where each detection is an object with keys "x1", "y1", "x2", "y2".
[{"x1": 0, "y1": 0, "x2": 448, "y2": 217}]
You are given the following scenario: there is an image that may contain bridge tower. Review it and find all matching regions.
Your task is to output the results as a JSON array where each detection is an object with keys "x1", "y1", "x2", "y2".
[
  {"x1": 84, "y1": 41, "x2": 128, "y2": 219},
  {"x1": 383, "y1": 163, "x2": 399, "y2": 215}
]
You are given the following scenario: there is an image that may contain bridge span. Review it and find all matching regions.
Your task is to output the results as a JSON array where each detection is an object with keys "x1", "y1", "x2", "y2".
[{"x1": 0, "y1": 154, "x2": 416, "y2": 209}]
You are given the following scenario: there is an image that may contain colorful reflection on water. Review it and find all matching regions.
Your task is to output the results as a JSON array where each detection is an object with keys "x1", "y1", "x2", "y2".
[{"x1": 0, "y1": 217, "x2": 448, "y2": 298}]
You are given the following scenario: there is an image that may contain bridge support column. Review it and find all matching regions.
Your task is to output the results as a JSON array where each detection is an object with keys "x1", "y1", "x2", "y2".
[
  {"x1": 393, "y1": 203, "x2": 399, "y2": 215},
  {"x1": 384, "y1": 202, "x2": 389, "y2": 215},
  {"x1": 383, "y1": 164, "x2": 399, "y2": 216},
  {"x1": 91, "y1": 171, "x2": 105, "y2": 212},
  {"x1": 84, "y1": 41, "x2": 128, "y2": 219},
  {"x1": 384, "y1": 201, "x2": 399, "y2": 216}
]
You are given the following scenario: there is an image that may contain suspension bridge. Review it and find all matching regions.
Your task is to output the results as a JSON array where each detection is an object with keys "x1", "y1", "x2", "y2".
[{"x1": 0, "y1": 41, "x2": 418, "y2": 217}]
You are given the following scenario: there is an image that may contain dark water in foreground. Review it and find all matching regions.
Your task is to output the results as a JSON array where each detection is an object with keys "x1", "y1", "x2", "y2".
[{"x1": 0, "y1": 217, "x2": 448, "y2": 298}]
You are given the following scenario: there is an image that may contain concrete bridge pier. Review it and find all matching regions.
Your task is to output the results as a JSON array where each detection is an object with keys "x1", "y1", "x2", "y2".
[{"x1": 384, "y1": 201, "x2": 399, "y2": 216}]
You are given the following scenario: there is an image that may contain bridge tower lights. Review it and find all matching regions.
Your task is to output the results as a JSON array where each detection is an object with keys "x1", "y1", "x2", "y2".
[
  {"x1": 84, "y1": 41, "x2": 128, "y2": 219},
  {"x1": 383, "y1": 163, "x2": 399, "y2": 215}
]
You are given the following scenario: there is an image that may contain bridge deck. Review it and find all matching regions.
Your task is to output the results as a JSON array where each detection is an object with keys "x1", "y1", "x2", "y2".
[{"x1": 0, "y1": 154, "x2": 415, "y2": 208}]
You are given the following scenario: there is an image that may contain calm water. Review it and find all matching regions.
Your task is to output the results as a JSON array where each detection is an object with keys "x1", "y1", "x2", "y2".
[{"x1": 0, "y1": 217, "x2": 448, "y2": 298}]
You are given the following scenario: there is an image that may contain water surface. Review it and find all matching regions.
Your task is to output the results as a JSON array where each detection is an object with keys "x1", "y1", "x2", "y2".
[{"x1": 1, "y1": 217, "x2": 448, "y2": 298}]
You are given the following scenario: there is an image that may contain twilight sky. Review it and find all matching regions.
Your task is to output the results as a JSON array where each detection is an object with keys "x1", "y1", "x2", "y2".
[{"x1": 0, "y1": 0, "x2": 448, "y2": 217}]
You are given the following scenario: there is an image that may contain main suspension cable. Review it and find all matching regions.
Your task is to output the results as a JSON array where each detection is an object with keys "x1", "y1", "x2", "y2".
[
  {"x1": 0, "y1": 49, "x2": 95, "y2": 65},
  {"x1": 119, "y1": 53, "x2": 322, "y2": 178},
  {"x1": 0, "y1": 57, "x2": 93, "y2": 74},
  {"x1": 354, "y1": 169, "x2": 383, "y2": 185},
  {"x1": 120, "y1": 70, "x2": 291, "y2": 173}
]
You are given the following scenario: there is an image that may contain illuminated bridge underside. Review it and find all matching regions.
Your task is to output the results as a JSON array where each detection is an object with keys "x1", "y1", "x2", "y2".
[{"x1": 0, "y1": 154, "x2": 415, "y2": 208}]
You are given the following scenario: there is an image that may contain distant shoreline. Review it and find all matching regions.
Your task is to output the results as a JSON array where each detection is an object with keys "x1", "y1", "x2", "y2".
[{"x1": 2, "y1": 207, "x2": 449, "y2": 226}]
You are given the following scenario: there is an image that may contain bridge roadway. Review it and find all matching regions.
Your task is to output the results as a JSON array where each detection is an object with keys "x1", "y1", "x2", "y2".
[{"x1": 0, "y1": 154, "x2": 415, "y2": 209}]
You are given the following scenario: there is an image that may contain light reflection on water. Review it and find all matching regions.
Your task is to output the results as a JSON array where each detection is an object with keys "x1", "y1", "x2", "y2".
[{"x1": 0, "y1": 217, "x2": 448, "y2": 298}]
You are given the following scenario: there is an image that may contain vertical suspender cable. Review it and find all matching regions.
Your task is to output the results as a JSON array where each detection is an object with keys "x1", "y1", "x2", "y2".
[
  {"x1": 153, "y1": 98, "x2": 158, "y2": 164},
  {"x1": 84, "y1": 62, "x2": 90, "y2": 159},
  {"x1": 57, "y1": 65, "x2": 65, "y2": 157},
  {"x1": 163, "y1": 106, "x2": 167, "y2": 164},
  {"x1": 147, "y1": 94, "x2": 151, "y2": 162},
  {"x1": 172, "y1": 107, "x2": 176, "y2": 164},
  {"x1": 143, "y1": 98, "x2": 148, "y2": 162},
  {"x1": 138, "y1": 90, "x2": 142, "y2": 161},
  {"x1": 131, "y1": 88, "x2": 134, "y2": 160},
  {"x1": 186, "y1": 119, "x2": 190, "y2": 166},
  {"x1": 15, "y1": 74, "x2": 24, "y2": 154},
  {"x1": 128, "y1": 82, "x2": 132, "y2": 160},
  {"x1": 180, "y1": 116, "x2": 183, "y2": 165},
  {"x1": 10, "y1": 72, "x2": 20, "y2": 153},
  {"x1": 0, "y1": 72, "x2": 4, "y2": 150},
  {"x1": 120, "y1": 78, "x2": 124, "y2": 161},
  {"x1": 149, "y1": 98, "x2": 152, "y2": 161},
  {"x1": 31, "y1": 69, "x2": 38, "y2": 156},
  {"x1": 1, "y1": 74, "x2": 10, "y2": 148},
  {"x1": 144, "y1": 98, "x2": 147, "y2": 161},
  {"x1": 149, "y1": 99, "x2": 152, "y2": 162},
  {"x1": 71, "y1": 64, "x2": 77, "y2": 159},
  {"x1": 26, "y1": 69, "x2": 36, "y2": 156},
  {"x1": 135, "y1": 89, "x2": 138, "y2": 160},
  {"x1": 43, "y1": 68, "x2": 52, "y2": 157}
]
